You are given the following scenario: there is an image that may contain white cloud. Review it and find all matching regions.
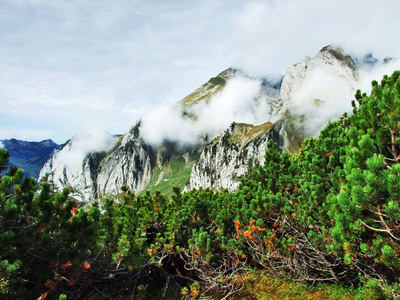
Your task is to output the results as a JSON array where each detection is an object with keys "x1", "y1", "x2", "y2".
[
  {"x1": 54, "y1": 129, "x2": 117, "y2": 170},
  {"x1": 1, "y1": 0, "x2": 399, "y2": 143},
  {"x1": 0, "y1": 141, "x2": 4, "y2": 149},
  {"x1": 140, "y1": 75, "x2": 270, "y2": 145},
  {"x1": 358, "y1": 59, "x2": 400, "y2": 95},
  {"x1": 139, "y1": 104, "x2": 197, "y2": 145},
  {"x1": 290, "y1": 68, "x2": 355, "y2": 136},
  {"x1": 285, "y1": 52, "x2": 400, "y2": 137},
  {"x1": 0, "y1": 0, "x2": 240, "y2": 143},
  {"x1": 226, "y1": 0, "x2": 400, "y2": 76},
  {"x1": 192, "y1": 76, "x2": 266, "y2": 133}
]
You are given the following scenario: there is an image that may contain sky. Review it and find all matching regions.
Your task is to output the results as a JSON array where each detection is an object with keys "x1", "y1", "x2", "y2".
[{"x1": 1, "y1": 0, "x2": 400, "y2": 144}]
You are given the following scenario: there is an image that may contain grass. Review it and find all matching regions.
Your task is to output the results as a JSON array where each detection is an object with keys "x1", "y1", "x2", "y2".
[
  {"x1": 113, "y1": 269, "x2": 358, "y2": 299},
  {"x1": 141, "y1": 152, "x2": 199, "y2": 196},
  {"x1": 228, "y1": 122, "x2": 274, "y2": 148},
  {"x1": 235, "y1": 271, "x2": 356, "y2": 300},
  {"x1": 179, "y1": 68, "x2": 232, "y2": 108},
  {"x1": 274, "y1": 113, "x2": 304, "y2": 153},
  {"x1": 180, "y1": 83, "x2": 225, "y2": 107}
]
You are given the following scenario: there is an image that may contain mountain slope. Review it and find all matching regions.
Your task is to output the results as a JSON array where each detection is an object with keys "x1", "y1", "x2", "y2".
[
  {"x1": 38, "y1": 45, "x2": 390, "y2": 201},
  {"x1": 179, "y1": 68, "x2": 235, "y2": 108},
  {"x1": 1, "y1": 139, "x2": 60, "y2": 178}
]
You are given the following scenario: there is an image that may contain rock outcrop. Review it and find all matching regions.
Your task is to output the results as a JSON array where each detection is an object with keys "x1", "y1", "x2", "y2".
[
  {"x1": 280, "y1": 46, "x2": 358, "y2": 138},
  {"x1": 96, "y1": 123, "x2": 154, "y2": 198},
  {"x1": 186, "y1": 122, "x2": 275, "y2": 192},
  {"x1": 39, "y1": 141, "x2": 104, "y2": 202}
]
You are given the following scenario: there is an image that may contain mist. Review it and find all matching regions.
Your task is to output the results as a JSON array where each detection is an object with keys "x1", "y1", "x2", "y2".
[
  {"x1": 289, "y1": 54, "x2": 400, "y2": 137},
  {"x1": 358, "y1": 58, "x2": 400, "y2": 95},
  {"x1": 290, "y1": 68, "x2": 356, "y2": 136},
  {"x1": 140, "y1": 75, "x2": 272, "y2": 146},
  {"x1": 53, "y1": 129, "x2": 116, "y2": 171},
  {"x1": 141, "y1": 49, "x2": 400, "y2": 145},
  {"x1": 0, "y1": 141, "x2": 4, "y2": 149}
]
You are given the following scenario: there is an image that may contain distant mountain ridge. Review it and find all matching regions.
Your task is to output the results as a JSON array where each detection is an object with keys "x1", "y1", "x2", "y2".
[
  {"x1": 1, "y1": 138, "x2": 60, "y2": 178},
  {"x1": 38, "y1": 45, "x2": 396, "y2": 201}
]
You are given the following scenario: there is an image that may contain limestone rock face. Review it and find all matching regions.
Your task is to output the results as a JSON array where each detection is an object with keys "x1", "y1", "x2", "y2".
[
  {"x1": 186, "y1": 122, "x2": 274, "y2": 192},
  {"x1": 96, "y1": 123, "x2": 154, "y2": 198},
  {"x1": 280, "y1": 46, "x2": 358, "y2": 138},
  {"x1": 39, "y1": 122, "x2": 155, "y2": 201},
  {"x1": 281, "y1": 46, "x2": 357, "y2": 104},
  {"x1": 39, "y1": 140, "x2": 105, "y2": 202}
]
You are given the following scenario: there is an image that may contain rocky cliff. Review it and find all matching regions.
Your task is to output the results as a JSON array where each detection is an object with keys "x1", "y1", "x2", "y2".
[
  {"x1": 39, "y1": 45, "x2": 382, "y2": 201},
  {"x1": 96, "y1": 122, "x2": 154, "y2": 198},
  {"x1": 39, "y1": 140, "x2": 105, "y2": 201},
  {"x1": 186, "y1": 122, "x2": 275, "y2": 192},
  {"x1": 280, "y1": 46, "x2": 358, "y2": 138}
]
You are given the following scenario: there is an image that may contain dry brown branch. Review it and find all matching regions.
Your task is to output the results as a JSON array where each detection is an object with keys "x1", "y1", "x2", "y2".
[
  {"x1": 359, "y1": 205, "x2": 400, "y2": 241},
  {"x1": 180, "y1": 247, "x2": 245, "y2": 299},
  {"x1": 243, "y1": 217, "x2": 350, "y2": 283}
]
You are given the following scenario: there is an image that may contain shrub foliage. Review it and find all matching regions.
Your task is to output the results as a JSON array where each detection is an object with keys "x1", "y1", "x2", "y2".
[{"x1": 1, "y1": 71, "x2": 400, "y2": 299}]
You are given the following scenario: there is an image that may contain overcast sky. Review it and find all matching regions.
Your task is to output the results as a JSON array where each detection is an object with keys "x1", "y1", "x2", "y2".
[{"x1": 1, "y1": 0, "x2": 400, "y2": 143}]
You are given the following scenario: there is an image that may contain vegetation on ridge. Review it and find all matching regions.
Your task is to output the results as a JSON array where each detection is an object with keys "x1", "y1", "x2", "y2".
[
  {"x1": 179, "y1": 68, "x2": 232, "y2": 108},
  {"x1": 1, "y1": 71, "x2": 400, "y2": 299}
]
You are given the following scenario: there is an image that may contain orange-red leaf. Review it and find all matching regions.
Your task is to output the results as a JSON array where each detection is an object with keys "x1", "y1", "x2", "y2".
[{"x1": 82, "y1": 260, "x2": 91, "y2": 269}]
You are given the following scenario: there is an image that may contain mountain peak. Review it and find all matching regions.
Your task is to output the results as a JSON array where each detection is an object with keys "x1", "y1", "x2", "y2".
[
  {"x1": 179, "y1": 68, "x2": 236, "y2": 108},
  {"x1": 1, "y1": 138, "x2": 60, "y2": 178},
  {"x1": 319, "y1": 45, "x2": 357, "y2": 70}
]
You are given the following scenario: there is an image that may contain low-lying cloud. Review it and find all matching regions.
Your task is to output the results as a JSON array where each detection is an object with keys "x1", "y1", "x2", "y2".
[
  {"x1": 290, "y1": 68, "x2": 356, "y2": 136},
  {"x1": 358, "y1": 58, "x2": 400, "y2": 95},
  {"x1": 52, "y1": 129, "x2": 117, "y2": 171},
  {"x1": 2, "y1": 1, "x2": 400, "y2": 143},
  {"x1": 289, "y1": 54, "x2": 400, "y2": 137},
  {"x1": 140, "y1": 75, "x2": 273, "y2": 145},
  {"x1": 0, "y1": 141, "x2": 4, "y2": 149},
  {"x1": 141, "y1": 50, "x2": 400, "y2": 146}
]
